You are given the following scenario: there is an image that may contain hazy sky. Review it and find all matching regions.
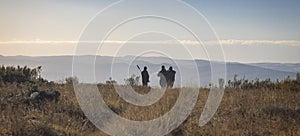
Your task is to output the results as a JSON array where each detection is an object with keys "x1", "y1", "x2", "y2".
[{"x1": 0, "y1": 0, "x2": 300, "y2": 63}]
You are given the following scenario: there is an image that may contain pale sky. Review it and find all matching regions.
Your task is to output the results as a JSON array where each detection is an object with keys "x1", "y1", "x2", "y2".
[{"x1": 0, "y1": 0, "x2": 300, "y2": 63}]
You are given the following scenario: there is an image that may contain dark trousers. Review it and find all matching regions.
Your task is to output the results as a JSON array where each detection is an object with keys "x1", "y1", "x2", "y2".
[{"x1": 142, "y1": 82, "x2": 148, "y2": 86}]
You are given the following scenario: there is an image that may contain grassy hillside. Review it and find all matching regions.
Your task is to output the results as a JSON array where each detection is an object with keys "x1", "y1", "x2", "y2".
[{"x1": 1, "y1": 82, "x2": 299, "y2": 135}]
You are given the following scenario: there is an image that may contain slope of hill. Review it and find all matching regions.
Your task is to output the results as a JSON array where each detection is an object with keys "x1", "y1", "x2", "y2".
[
  {"x1": 0, "y1": 55, "x2": 298, "y2": 86},
  {"x1": 248, "y1": 63, "x2": 300, "y2": 73}
]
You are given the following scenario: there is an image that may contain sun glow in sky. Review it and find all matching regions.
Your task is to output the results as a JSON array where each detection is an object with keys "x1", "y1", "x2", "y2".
[{"x1": 0, "y1": 0, "x2": 300, "y2": 63}]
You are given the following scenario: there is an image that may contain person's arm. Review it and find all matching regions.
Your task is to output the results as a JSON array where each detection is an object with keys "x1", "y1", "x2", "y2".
[{"x1": 146, "y1": 72, "x2": 150, "y2": 82}]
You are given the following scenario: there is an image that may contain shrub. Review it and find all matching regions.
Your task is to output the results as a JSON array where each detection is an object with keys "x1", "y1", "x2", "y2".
[
  {"x1": 124, "y1": 74, "x2": 140, "y2": 86},
  {"x1": 65, "y1": 77, "x2": 79, "y2": 84},
  {"x1": 226, "y1": 74, "x2": 300, "y2": 91},
  {"x1": 106, "y1": 77, "x2": 117, "y2": 85},
  {"x1": 0, "y1": 65, "x2": 44, "y2": 84}
]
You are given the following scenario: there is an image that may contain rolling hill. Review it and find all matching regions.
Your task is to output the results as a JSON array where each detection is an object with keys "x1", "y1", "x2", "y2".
[{"x1": 0, "y1": 55, "x2": 297, "y2": 87}]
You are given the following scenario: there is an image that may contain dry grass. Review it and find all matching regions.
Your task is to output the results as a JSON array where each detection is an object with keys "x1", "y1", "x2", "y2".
[{"x1": 0, "y1": 83, "x2": 299, "y2": 136}]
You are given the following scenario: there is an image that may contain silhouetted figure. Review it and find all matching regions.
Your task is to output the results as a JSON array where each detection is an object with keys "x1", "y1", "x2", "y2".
[
  {"x1": 141, "y1": 66, "x2": 149, "y2": 86},
  {"x1": 167, "y1": 66, "x2": 176, "y2": 88},
  {"x1": 157, "y1": 65, "x2": 167, "y2": 88}
]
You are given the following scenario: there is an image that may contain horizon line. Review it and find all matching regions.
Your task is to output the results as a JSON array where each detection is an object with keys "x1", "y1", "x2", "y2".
[
  {"x1": 1, "y1": 54, "x2": 300, "y2": 64},
  {"x1": 0, "y1": 39, "x2": 300, "y2": 46}
]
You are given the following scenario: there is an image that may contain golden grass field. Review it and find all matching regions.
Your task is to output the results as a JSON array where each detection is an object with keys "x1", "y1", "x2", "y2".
[{"x1": 0, "y1": 83, "x2": 299, "y2": 136}]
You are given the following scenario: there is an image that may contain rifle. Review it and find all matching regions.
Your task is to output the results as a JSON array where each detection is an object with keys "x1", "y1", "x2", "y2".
[{"x1": 136, "y1": 65, "x2": 141, "y2": 72}]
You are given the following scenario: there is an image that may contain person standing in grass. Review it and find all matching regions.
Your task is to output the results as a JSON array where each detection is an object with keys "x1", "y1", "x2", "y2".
[
  {"x1": 157, "y1": 65, "x2": 167, "y2": 88},
  {"x1": 141, "y1": 66, "x2": 150, "y2": 86},
  {"x1": 167, "y1": 66, "x2": 176, "y2": 88}
]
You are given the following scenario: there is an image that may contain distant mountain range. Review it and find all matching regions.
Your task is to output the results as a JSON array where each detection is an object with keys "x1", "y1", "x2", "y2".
[{"x1": 0, "y1": 55, "x2": 299, "y2": 87}]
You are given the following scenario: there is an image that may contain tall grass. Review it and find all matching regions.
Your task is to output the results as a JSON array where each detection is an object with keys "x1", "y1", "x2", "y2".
[{"x1": 0, "y1": 82, "x2": 299, "y2": 135}]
